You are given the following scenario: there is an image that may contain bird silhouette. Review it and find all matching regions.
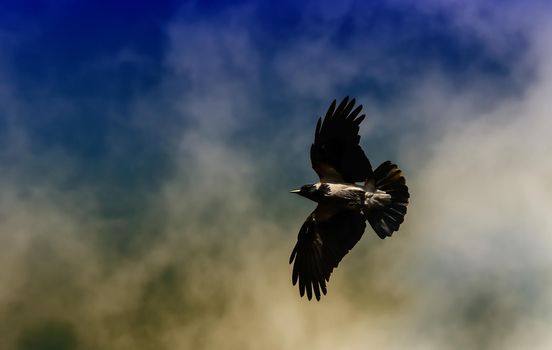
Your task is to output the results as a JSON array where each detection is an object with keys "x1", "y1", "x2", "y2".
[{"x1": 289, "y1": 97, "x2": 409, "y2": 301}]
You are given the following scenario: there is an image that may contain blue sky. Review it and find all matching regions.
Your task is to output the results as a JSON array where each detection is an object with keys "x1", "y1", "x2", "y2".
[
  {"x1": 0, "y1": 1, "x2": 528, "y2": 227},
  {"x1": 1, "y1": 1, "x2": 552, "y2": 349},
  {"x1": 0, "y1": 1, "x2": 525, "y2": 159}
]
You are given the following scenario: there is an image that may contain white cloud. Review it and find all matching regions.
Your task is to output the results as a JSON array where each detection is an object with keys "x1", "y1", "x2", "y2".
[{"x1": 1, "y1": 1, "x2": 552, "y2": 349}]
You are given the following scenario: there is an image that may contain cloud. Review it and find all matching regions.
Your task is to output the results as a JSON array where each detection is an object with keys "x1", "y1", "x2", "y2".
[{"x1": 1, "y1": 1, "x2": 552, "y2": 349}]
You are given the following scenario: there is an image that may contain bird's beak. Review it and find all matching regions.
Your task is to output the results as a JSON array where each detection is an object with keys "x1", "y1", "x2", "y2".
[{"x1": 289, "y1": 189, "x2": 301, "y2": 194}]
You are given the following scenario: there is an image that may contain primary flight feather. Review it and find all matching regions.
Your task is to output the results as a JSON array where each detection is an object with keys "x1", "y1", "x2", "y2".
[{"x1": 289, "y1": 97, "x2": 409, "y2": 301}]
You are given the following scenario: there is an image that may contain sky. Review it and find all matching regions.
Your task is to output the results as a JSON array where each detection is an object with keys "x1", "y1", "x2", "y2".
[{"x1": 1, "y1": 1, "x2": 551, "y2": 349}]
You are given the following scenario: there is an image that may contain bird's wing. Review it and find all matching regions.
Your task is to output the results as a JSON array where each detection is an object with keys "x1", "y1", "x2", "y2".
[
  {"x1": 311, "y1": 97, "x2": 373, "y2": 183},
  {"x1": 289, "y1": 206, "x2": 366, "y2": 301}
]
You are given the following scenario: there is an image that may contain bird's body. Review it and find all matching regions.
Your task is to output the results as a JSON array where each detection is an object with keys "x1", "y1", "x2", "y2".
[
  {"x1": 294, "y1": 182, "x2": 391, "y2": 211},
  {"x1": 289, "y1": 97, "x2": 410, "y2": 301}
]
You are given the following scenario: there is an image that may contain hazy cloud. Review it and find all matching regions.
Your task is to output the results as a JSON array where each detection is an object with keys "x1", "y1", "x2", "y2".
[{"x1": 1, "y1": 1, "x2": 551, "y2": 349}]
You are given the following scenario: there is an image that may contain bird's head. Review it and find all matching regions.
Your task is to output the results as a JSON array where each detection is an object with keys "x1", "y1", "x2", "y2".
[{"x1": 289, "y1": 184, "x2": 320, "y2": 201}]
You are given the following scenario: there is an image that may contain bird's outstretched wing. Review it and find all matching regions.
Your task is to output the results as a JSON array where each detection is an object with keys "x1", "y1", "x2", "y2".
[
  {"x1": 311, "y1": 97, "x2": 373, "y2": 183},
  {"x1": 289, "y1": 206, "x2": 366, "y2": 301}
]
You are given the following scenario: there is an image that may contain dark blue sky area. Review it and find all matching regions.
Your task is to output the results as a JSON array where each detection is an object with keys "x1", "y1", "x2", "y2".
[
  {"x1": 0, "y1": 1, "x2": 528, "y2": 242},
  {"x1": 0, "y1": 1, "x2": 525, "y2": 154},
  {"x1": 1, "y1": 1, "x2": 176, "y2": 158}
]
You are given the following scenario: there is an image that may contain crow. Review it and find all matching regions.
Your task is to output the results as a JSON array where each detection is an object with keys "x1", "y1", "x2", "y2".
[{"x1": 289, "y1": 97, "x2": 409, "y2": 301}]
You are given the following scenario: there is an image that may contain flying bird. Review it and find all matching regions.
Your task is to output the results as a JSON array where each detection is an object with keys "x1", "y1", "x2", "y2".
[{"x1": 289, "y1": 97, "x2": 409, "y2": 301}]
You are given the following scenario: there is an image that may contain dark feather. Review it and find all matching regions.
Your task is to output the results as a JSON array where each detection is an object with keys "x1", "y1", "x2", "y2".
[
  {"x1": 289, "y1": 208, "x2": 366, "y2": 301},
  {"x1": 311, "y1": 97, "x2": 373, "y2": 183},
  {"x1": 366, "y1": 161, "x2": 410, "y2": 239}
]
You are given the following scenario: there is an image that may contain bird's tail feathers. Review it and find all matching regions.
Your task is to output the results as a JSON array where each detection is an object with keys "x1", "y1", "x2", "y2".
[{"x1": 364, "y1": 161, "x2": 409, "y2": 239}]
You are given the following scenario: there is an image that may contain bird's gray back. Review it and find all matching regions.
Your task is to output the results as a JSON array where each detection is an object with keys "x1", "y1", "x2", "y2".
[{"x1": 318, "y1": 183, "x2": 365, "y2": 209}]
